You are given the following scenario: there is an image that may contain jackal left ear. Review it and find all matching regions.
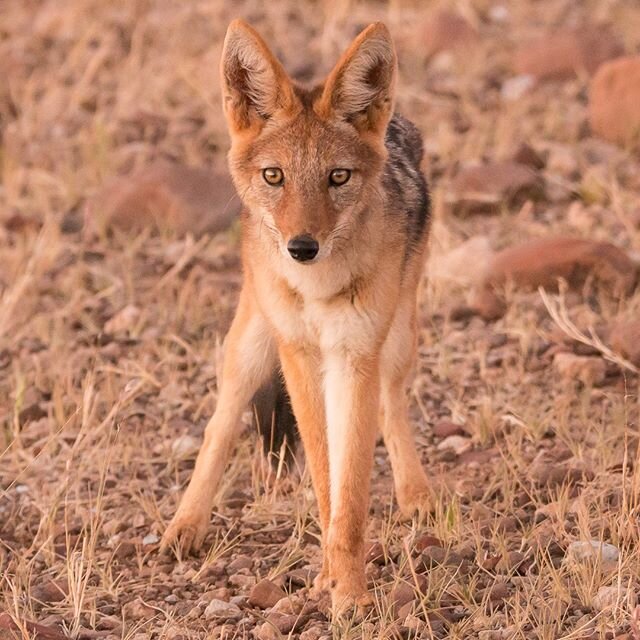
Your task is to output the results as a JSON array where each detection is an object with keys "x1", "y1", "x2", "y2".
[
  {"x1": 221, "y1": 20, "x2": 298, "y2": 133},
  {"x1": 318, "y1": 23, "x2": 397, "y2": 137}
]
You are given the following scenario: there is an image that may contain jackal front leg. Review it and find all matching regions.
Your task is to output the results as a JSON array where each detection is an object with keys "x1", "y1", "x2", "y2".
[
  {"x1": 161, "y1": 289, "x2": 276, "y2": 555},
  {"x1": 277, "y1": 343, "x2": 331, "y2": 592},
  {"x1": 324, "y1": 353, "x2": 380, "y2": 614}
]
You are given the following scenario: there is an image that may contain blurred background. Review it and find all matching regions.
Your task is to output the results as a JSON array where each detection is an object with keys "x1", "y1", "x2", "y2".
[{"x1": 2, "y1": 1, "x2": 640, "y2": 639}]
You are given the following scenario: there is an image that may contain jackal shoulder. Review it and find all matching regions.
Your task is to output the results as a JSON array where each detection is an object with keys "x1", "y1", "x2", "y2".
[{"x1": 383, "y1": 113, "x2": 431, "y2": 255}]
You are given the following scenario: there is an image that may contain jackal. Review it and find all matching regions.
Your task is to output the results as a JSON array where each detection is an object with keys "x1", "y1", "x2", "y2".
[{"x1": 162, "y1": 19, "x2": 431, "y2": 613}]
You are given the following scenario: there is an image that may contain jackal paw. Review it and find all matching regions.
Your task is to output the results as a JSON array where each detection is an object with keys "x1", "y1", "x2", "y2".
[
  {"x1": 161, "y1": 509, "x2": 209, "y2": 557},
  {"x1": 397, "y1": 481, "x2": 433, "y2": 520},
  {"x1": 310, "y1": 570, "x2": 331, "y2": 597},
  {"x1": 331, "y1": 585, "x2": 373, "y2": 619}
]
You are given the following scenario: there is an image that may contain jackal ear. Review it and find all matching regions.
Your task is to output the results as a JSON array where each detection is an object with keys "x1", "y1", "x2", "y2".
[
  {"x1": 318, "y1": 23, "x2": 397, "y2": 137},
  {"x1": 220, "y1": 20, "x2": 298, "y2": 133}
]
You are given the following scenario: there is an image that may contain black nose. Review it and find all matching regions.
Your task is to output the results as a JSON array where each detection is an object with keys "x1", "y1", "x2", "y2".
[{"x1": 287, "y1": 235, "x2": 319, "y2": 262}]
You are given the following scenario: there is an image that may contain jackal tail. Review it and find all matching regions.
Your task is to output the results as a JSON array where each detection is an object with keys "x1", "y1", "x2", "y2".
[{"x1": 251, "y1": 366, "x2": 298, "y2": 466}]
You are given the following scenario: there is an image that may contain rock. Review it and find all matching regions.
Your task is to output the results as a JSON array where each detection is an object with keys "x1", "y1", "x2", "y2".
[
  {"x1": 142, "y1": 533, "x2": 159, "y2": 546},
  {"x1": 123, "y1": 599, "x2": 156, "y2": 620},
  {"x1": 485, "y1": 582, "x2": 511, "y2": 605},
  {"x1": 203, "y1": 599, "x2": 241, "y2": 621},
  {"x1": 479, "y1": 631, "x2": 509, "y2": 640},
  {"x1": 495, "y1": 551, "x2": 527, "y2": 573},
  {"x1": 263, "y1": 612, "x2": 298, "y2": 634},
  {"x1": 104, "y1": 305, "x2": 141, "y2": 334},
  {"x1": 414, "y1": 534, "x2": 444, "y2": 553},
  {"x1": 248, "y1": 580, "x2": 286, "y2": 610},
  {"x1": 390, "y1": 583, "x2": 415, "y2": 616},
  {"x1": 403, "y1": 614, "x2": 427, "y2": 632},
  {"x1": 365, "y1": 541, "x2": 386, "y2": 565},
  {"x1": 590, "y1": 57, "x2": 640, "y2": 150},
  {"x1": 171, "y1": 434, "x2": 200, "y2": 461},
  {"x1": 457, "y1": 448, "x2": 499, "y2": 466},
  {"x1": 470, "y1": 237, "x2": 637, "y2": 319},
  {"x1": 501, "y1": 75, "x2": 535, "y2": 101},
  {"x1": 553, "y1": 353, "x2": 607, "y2": 387},
  {"x1": 85, "y1": 162, "x2": 240, "y2": 236},
  {"x1": 227, "y1": 555, "x2": 253, "y2": 572},
  {"x1": 270, "y1": 596, "x2": 299, "y2": 615},
  {"x1": 514, "y1": 27, "x2": 623, "y2": 81},
  {"x1": 429, "y1": 236, "x2": 494, "y2": 286},
  {"x1": 422, "y1": 10, "x2": 478, "y2": 58},
  {"x1": 592, "y1": 585, "x2": 637, "y2": 612},
  {"x1": 436, "y1": 435, "x2": 472, "y2": 455},
  {"x1": 228, "y1": 574, "x2": 256, "y2": 588},
  {"x1": 420, "y1": 546, "x2": 449, "y2": 569},
  {"x1": 529, "y1": 460, "x2": 587, "y2": 487},
  {"x1": 566, "y1": 202, "x2": 595, "y2": 233},
  {"x1": 0, "y1": 613, "x2": 70, "y2": 639},
  {"x1": 282, "y1": 568, "x2": 314, "y2": 588},
  {"x1": 609, "y1": 317, "x2": 640, "y2": 366},
  {"x1": 469, "y1": 287, "x2": 507, "y2": 321},
  {"x1": 255, "y1": 621, "x2": 278, "y2": 640},
  {"x1": 299, "y1": 627, "x2": 324, "y2": 640},
  {"x1": 19, "y1": 403, "x2": 47, "y2": 424},
  {"x1": 446, "y1": 161, "x2": 544, "y2": 216},
  {"x1": 512, "y1": 142, "x2": 546, "y2": 170},
  {"x1": 32, "y1": 579, "x2": 68, "y2": 605},
  {"x1": 566, "y1": 540, "x2": 620, "y2": 570},
  {"x1": 114, "y1": 540, "x2": 136, "y2": 560},
  {"x1": 432, "y1": 420, "x2": 467, "y2": 438},
  {"x1": 545, "y1": 143, "x2": 580, "y2": 179}
]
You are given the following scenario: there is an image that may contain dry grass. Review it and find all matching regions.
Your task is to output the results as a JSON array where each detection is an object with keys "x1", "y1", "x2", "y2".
[{"x1": 1, "y1": 0, "x2": 640, "y2": 638}]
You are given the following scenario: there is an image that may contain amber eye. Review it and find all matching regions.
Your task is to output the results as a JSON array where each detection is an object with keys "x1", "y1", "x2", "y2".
[
  {"x1": 263, "y1": 167, "x2": 284, "y2": 186},
  {"x1": 329, "y1": 168, "x2": 351, "y2": 186}
]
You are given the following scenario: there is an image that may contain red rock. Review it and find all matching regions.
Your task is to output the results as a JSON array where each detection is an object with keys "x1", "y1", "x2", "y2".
[
  {"x1": 470, "y1": 237, "x2": 637, "y2": 319},
  {"x1": 32, "y1": 579, "x2": 68, "y2": 605},
  {"x1": 0, "y1": 613, "x2": 70, "y2": 639},
  {"x1": 447, "y1": 161, "x2": 544, "y2": 216},
  {"x1": 432, "y1": 420, "x2": 467, "y2": 438},
  {"x1": 85, "y1": 162, "x2": 240, "y2": 235},
  {"x1": 248, "y1": 579, "x2": 287, "y2": 610},
  {"x1": 609, "y1": 317, "x2": 640, "y2": 366},
  {"x1": 414, "y1": 534, "x2": 444, "y2": 553},
  {"x1": 485, "y1": 582, "x2": 511, "y2": 604},
  {"x1": 495, "y1": 551, "x2": 527, "y2": 573},
  {"x1": 512, "y1": 142, "x2": 546, "y2": 170},
  {"x1": 422, "y1": 10, "x2": 478, "y2": 58},
  {"x1": 227, "y1": 555, "x2": 253, "y2": 572},
  {"x1": 365, "y1": 541, "x2": 386, "y2": 565},
  {"x1": 590, "y1": 57, "x2": 640, "y2": 150},
  {"x1": 389, "y1": 583, "x2": 415, "y2": 616},
  {"x1": 469, "y1": 288, "x2": 507, "y2": 322},
  {"x1": 514, "y1": 26, "x2": 623, "y2": 81},
  {"x1": 457, "y1": 448, "x2": 499, "y2": 465}
]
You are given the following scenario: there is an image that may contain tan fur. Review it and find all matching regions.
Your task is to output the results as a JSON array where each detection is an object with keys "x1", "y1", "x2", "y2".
[{"x1": 162, "y1": 19, "x2": 431, "y2": 614}]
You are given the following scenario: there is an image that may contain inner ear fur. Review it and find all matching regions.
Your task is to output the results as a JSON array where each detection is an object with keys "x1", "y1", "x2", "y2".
[
  {"x1": 220, "y1": 19, "x2": 298, "y2": 133},
  {"x1": 317, "y1": 22, "x2": 397, "y2": 136}
]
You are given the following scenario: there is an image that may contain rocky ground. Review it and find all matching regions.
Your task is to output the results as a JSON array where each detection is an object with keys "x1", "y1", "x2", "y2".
[{"x1": 1, "y1": 0, "x2": 640, "y2": 638}]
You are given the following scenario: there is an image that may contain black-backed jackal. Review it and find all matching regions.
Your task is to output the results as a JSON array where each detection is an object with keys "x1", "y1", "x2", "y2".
[{"x1": 162, "y1": 19, "x2": 431, "y2": 614}]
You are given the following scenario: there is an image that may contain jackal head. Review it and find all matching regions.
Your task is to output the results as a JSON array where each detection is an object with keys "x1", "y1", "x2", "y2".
[{"x1": 220, "y1": 19, "x2": 397, "y2": 264}]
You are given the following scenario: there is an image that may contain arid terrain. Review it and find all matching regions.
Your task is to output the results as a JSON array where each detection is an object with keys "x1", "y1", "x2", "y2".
[{"x1": 2, "y1": 1, "x2": 640, "y2": 638}]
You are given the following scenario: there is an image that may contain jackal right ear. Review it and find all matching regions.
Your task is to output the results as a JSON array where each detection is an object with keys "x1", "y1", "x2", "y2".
[{"x1": 221, "y1": 20, "x2": 298, "y2": 133}]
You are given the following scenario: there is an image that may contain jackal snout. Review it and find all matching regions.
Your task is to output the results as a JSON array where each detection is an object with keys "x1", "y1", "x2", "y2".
[{"x1": 287, "y1": 234, "x2": 319, "y2": 262}]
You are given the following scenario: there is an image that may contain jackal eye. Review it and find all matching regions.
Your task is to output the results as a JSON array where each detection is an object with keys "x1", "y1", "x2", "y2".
[
  {"x1": 263, "y1": 167, "x2": 284, "y2": 186},
  {"x1": 329, "y1": 168, "x2": 351, "y2": 186}
]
